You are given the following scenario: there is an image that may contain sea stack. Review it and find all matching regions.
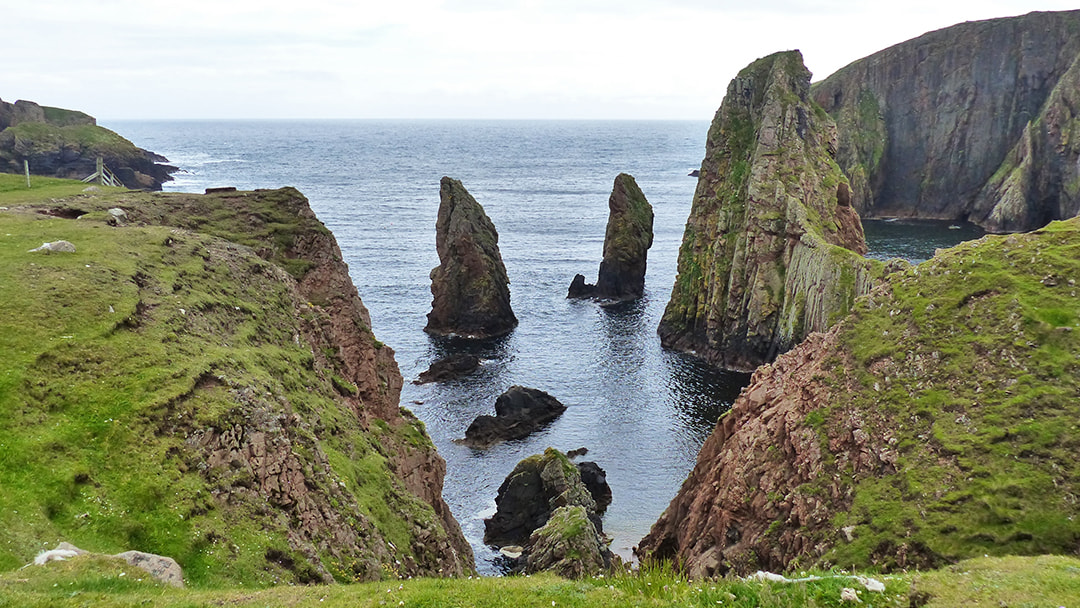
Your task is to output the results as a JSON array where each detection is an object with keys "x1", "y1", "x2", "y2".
[
  {"x1": 657, "y1": 50, "x2": 878, "y2": 372},
  {"x1": 568, "y1": 173, "x2": 654, "y2": 301},
  {"x1": 425, "y1": 177, "x2": 518, "y2": 339}
]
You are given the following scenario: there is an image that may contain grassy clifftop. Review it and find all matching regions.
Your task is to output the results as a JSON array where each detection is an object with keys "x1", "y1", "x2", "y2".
[{"x1": 0, "y1": 176, "x2": 471, "y2": 586}]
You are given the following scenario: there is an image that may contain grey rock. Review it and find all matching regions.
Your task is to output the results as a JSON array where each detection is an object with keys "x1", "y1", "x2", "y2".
[{"x1": 29, "y1": 240, "x2": 76, "y2": 253}]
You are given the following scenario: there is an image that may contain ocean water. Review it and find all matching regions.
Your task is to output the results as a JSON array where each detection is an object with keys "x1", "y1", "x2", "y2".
[{"x1": 105, "y1": 119, "x2": 980, "y2": 573}]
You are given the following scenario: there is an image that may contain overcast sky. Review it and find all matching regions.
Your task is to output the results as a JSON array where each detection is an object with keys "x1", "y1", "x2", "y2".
[{"x1": 6, "y1": 1, "x2": 1078, "y2": 120}]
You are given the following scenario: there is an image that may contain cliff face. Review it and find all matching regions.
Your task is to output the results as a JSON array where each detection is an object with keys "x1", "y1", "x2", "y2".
[
  {"x1": 0, "y1": 187, "x2": 473, "y2": 584},
  {"x1": 812, "y1": 10, "x2": 1080, "y2": 231},
  {"x1": 0, "y1": 96, "x2": 176, "y2": 190},
  {"x1": 639, "y1": 217, "x2": 1080, "y2": 576},
  {"x1": 658, "y1": 50, "x2": 876, "y2": 372},
  {"x1": 425, "y1": 177, "x2": 517, "y2": 339}
]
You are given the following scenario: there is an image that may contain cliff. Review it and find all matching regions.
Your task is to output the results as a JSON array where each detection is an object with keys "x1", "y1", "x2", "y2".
[
  {"x1": 812, "y1": 10, "x2": 1080, "y2": 231},
  {"x1": 658, "y1": 50, "x2": 877, "y2": 372},
  {"x1": 0, "y1": 97, "x2": 176, "y2": 190},
  {"x1": 639, "y1": 216, "x2": 1080, "y2": 576},
  {"x1": 425, "y1": 176, "x2": 517, "y2": 339},
  {"x1": 0, "y1": 183, "x2": 473, "y2": 585},
  {"x1": 568, "y1": 173, "x2": 654, "y2": 301}
]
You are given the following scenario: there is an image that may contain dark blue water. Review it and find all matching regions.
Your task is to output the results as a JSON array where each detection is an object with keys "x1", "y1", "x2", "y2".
[{"x1": 104, "y1": 119, "x2": 979, "y2": 574}]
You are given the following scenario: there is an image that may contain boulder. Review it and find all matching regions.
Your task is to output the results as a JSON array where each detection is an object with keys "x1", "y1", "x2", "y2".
[
  {"x1": 29, "y1": 240, "x2": 76, "y2": 253},
  {"x1": 576, "y1": 461, "x2": 612, "y2": 514},
  {"x1": 460, "y1": 386, "x2": 566, "y2": 449},
  {"x1": 414, "y1": 353, "x2": 481, "y2": 384},
  {"x1": 567, "y1": 173, "x2": 654, "y2": 301},
  {"x1": 658, "y1": 50, "x2": 878, "y2": 372},
  {"x1": 485, "y1": 448, "x2": 612, "y2": 577},
  {"x1": 32, "y1": 542, "x2": 184, "y2": 587},
  {"x1": 425, "y1": 177, "x2": 517, "y2": 339}
]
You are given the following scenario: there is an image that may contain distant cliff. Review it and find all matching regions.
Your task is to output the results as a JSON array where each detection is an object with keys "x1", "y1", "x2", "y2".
[
  {"x1": 658, "y1": 51, "x2": 877, "y2": 372},
  {"x1": 0, "y1": 186, "x2": 473, "y2": 585},
  {"x1": 0, "y1": 97, "x2": 176, "y2": 189},
  {"x1": 640, "y1": 217, "x2": 1080, "y2": 576},
  {"x1": 812, "y1": 10, "x2": 1080, "y2": 232}
]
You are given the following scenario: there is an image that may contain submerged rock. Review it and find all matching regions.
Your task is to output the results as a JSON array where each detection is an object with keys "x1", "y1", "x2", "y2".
[
  {"x1": 461, "y1": 386, "x2": 566, "y2": 449},
  {"x1": 658, "y1": 50, "x2": 878, "y2": 372},
  {"x1": 568, "y1": 173, "x2": 654, "y2": 301},
  {"x1": 414, "y1": 353, "x2": 481, "y2": 384},
  {"x1": 425, "y1": 177, "x2": 518, "y2": 339},
  {"x1": 485, "y1": 448, "x2": 612, "y2": 577}
]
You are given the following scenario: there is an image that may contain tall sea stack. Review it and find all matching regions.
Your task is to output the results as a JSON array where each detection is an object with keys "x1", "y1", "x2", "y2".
[
  {"x1": 425, "y1": 176, "x2": 518, "y2": 339},
  {"x1": 568, "y1": 173, "x2": 654, "y2": 301},
  {"x1": 658, "y1": 50, "x2": 877, "y2": 372},
  {"x1": 811, "y1": 10, "x2": 1080, "y2": 231}
]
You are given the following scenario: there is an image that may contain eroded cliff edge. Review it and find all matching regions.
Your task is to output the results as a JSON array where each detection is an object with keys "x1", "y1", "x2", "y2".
[
  {"x1": 0, "y1": 187, "x2": 473, "y2": 584},
  {"x1": 639, "y1": 217, "x2": 1080, "y2": 576},
  {"x1": 812, "y1": 10, "x2": 1080, "y2": 232},
  {"x1": 658, "y1": 50, "x2": 877, "y2": 372}
]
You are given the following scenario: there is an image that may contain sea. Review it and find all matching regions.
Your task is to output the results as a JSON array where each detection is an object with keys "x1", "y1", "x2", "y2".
[{"x1": 103, "y1": 119, "x2": 984, "y2": 574}]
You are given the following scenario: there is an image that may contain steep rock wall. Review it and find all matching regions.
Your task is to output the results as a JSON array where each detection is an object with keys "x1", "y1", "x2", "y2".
[
  {"x1": 640, "y1": 217, "x2": 1080, "y2": 576},
  {"x1": 659, "y1": 50, "x2": 876, "y2": 372},
  {"x1": 812, "y1": 10, "x2": 1080, "y2": 230}
]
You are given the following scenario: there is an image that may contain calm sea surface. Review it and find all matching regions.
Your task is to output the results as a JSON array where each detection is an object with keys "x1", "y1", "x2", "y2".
[{"x1": 105, "y1": 119, "x2": 981, "y2": 573}]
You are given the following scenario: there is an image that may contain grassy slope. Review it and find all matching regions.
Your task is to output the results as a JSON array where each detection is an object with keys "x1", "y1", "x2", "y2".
[{"x1": 0, "y1": 176, "x2": 454, "y2": 586}]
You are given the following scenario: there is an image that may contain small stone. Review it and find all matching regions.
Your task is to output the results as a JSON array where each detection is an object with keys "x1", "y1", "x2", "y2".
[
  {"x1": 29, "y1": 240, "x2": 76, "y2": 253},
  {"x1": 840, "y1": 587, "x2": 861, "y2": 602}
]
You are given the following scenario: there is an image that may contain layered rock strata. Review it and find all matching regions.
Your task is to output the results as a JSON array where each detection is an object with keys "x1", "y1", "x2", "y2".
[
  {"x1": 658, "y1": 50, "x2": 876, "y2": 372},
  {"x1": 811, "y1": 10, "x2": 1080, "y2": 231},
  {"x1": 0, "y1": 96, "x2": 176, "y2": 189},
  {"x1": 640, "y1": 217, "x2": 1080, "y2": 576},
  {"x1": 425, "y1": 177, "x2": 518, "y2": 339},
  {"x1": 568, "y1": 173, "x2": 654, "y2": 301}
]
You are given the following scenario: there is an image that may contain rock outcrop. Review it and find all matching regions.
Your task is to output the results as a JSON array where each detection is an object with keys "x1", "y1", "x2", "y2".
[
  {"x1": 460, "y1": 385, "x2": 566, "y2": 449},
  {"x1": 425, "y1": 177, "x2": 517, "y2": 339},
  {"x1": 34, "y1": 542, "x2": 184, "y2": 587},
  {"x1": 414, "y1": 353, "x2": 481, "y2": 384},
  {"x1": 0, "y1": 187, "x2": 474, "y2": 585},
  {"x1": 0, "y1": 96, "x2": 176, "y2": 189},
  {"x1": 484, "y1": 449, "x2": 612, "y2": 577},
  {"x1": 568, "y1": 173, "x2": 654, "y2": 301},
  {"x1": 658, "y1": 50, "x2": 877, "y2": 372},
  {"x1": 639, "y1": 217, "x2": 1080, "y2": 576},
  {"x1": 811, "y1": 10, "x2": 1080, "y2": 231}
]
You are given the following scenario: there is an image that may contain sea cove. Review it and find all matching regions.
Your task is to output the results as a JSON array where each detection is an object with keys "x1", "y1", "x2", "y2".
[{"x1": 106, "y1": 119, "x2": 978, "y2": 572}]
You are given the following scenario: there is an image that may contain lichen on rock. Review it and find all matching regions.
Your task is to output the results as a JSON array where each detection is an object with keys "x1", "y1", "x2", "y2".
[
  {"x1": 425, "y1": 177, "x2": 518, "y2": 339},
  {"x1": 658, "y1": 50, "x2": 877, "y2": 372}
]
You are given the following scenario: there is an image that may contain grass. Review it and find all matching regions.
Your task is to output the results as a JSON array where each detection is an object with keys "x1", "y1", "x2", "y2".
[
  {"x1": 0, "y1": 173, "x2": 124, "y2": 204},
  {"x1": 2, "y1": 553, "x2": 1078, "y2": 607},
  {"x1": 0, "y1": 180, "x2": 463, "y2": 587}
]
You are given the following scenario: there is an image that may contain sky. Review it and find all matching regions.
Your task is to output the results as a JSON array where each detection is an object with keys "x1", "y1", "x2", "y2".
[{"x1": 6, "y1": 0, "x2": 1079, "y2": 120}]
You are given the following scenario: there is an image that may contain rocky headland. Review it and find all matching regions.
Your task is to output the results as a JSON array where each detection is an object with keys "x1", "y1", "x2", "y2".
[
  {"x1": 425, "y1": 177, "x2": 518, "y2": 339},
  {"x1": 812, "y1": 10, "x2": 1080, "y2": 232},
  {"x1": 658, "y1": 50, "x2": 878, "y2": 372},
  {"x1": 568, "y1": 173, "x2": 654, "y2": 301},
  {"x1": 0, "y1": 97, "x2": 176, "y2": 190},
  {"x1": 0, "y1": 185, "x2": 473, "y2": 585},
  {"x1": 639, "y1": 216, "x2": 1080, "y2": 576}
]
